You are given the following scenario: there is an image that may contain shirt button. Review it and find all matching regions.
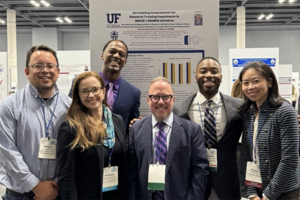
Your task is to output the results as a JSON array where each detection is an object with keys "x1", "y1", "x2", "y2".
[
  {"x1": 264, "y1": 129, "x2": 268, "y2": 132},
  {"x1": 267, "y1": 176, "x2": 269, "y2": 179},
  {"x1": 265, "y1": 160, "x2": 268, "y2": 163}
]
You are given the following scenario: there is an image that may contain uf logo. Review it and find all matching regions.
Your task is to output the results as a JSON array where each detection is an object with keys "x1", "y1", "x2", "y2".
[{"x1": 107, "y1": 13, "x2": 121, "y2": 23}]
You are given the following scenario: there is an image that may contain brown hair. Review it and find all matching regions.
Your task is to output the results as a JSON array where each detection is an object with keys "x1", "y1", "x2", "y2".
[
  {"x1": 67, "y1": 71, "x2": 108, "y2": 150},
  {"x1": 231, "y1": 79, "x2": 244, "y2": 98},
  {"x1": 26, "y1": 45, "x2": 59, "y2": 68}
]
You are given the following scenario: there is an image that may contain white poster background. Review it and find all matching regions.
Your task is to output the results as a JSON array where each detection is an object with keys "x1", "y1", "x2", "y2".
[
  {"x1": 278, "y1": 76, "x2": 292, "y2": 103},
  {"x1": 56, "y1": 51, "x2": 90, "y2": 96}
]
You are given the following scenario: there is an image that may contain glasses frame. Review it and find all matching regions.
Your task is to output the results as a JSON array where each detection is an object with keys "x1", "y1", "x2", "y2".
[
  {"x1": 79, "y1": 86, "x2": 104, "y2": 97},
  {"x1": 29, "y1": 63, "x2": 59, "y2": 72},
  {"x1": 148, "y1": 95, "x2": 173, "y2": 103}
]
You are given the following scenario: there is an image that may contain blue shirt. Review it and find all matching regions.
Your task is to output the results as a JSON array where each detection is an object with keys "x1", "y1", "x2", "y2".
[{"x1": 0, "y1": 83, "x2": 71, "y2": 193}]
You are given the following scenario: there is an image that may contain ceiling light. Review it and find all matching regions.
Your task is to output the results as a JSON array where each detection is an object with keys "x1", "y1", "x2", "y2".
[
  {"x1": 34, "y1": 3, "x2": 40, "y2": 7},
  {"x1": 44, "y1": 2, "x2": 50, "y2": 7},
  {"x1": 279, "y1": 0, "x2": 285, "y2": 2},
  {"x1": 258, "y1": 14, "x2": 265, "y2": 20},
  {"x1": 40, "y1": 0, "x2": 46, "y2": 3},
  {"x1": 30, "y1": 0, "x2": 36, "y2": 4},
  {"x1": 64, "y1": 16, "x2": 72, "y2": 23},
  {"x1": 289, "y1": 0, "x2": 295, "y2": 2},
  {"x1": 0, "y1": 19, "x2": 5, "y2": 24},
  {"x1": 266, "y1": 13, "x2": 274, "y2": 20},
  {"x1": 56, "y1": 17, "x2": 63, "y2": 23}
]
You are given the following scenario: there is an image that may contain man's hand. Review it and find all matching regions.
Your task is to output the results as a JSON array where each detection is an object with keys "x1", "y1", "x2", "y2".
[
  {"x1": 129, "y1": 116, "x2": 143, "y2": 129},
  {"x1": 32, "y1": 180, "x2": 59, "y2": 200},
  {"x1": 250, "y1": 197, "x2": 261, "y2": 200}
]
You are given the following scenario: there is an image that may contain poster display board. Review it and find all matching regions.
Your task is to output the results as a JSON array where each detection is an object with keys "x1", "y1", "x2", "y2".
[
  {"x1": 56, "y1": 51, "x2": 90, "y2": 96},
  {"x1": 229, "y1": 48, "x2": 279, "y2": 96}
]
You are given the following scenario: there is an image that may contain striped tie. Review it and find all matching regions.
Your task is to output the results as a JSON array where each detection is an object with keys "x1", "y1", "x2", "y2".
[
  {"x1": 155, "y1": 122, "x2": 167, "y2": 200},
  {"x1": 204, "y1": 100, "x2": 217, "y2": 147}
]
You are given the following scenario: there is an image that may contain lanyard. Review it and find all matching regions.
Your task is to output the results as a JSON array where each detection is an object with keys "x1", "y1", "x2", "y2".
[
  {"x1": 248, "y1": 110, "x2": 270, "y2": 163},
  {"x1": 40, "y1": 95, "x2": 59, "y2": 139},
  {"x1": 103, "y1": 116, "x2": 114, "y2": 167},
  {"x1": 153, "y1": 123, "x2": 172, "y2": 164},
  {"x1": 198, "y1": 100, "x2": 220, "y2": 144},
  {"x1": 106, "y1": 139, "x2": 114, "y2": 167}
]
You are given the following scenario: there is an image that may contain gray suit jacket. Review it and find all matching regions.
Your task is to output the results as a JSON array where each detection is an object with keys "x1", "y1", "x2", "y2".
[
  {"x1": 129, "y1": 114, "x2": 209, "y2": 200},
  {"x1": 173, "y1": 93, "x2": 243, "y2": 200}
]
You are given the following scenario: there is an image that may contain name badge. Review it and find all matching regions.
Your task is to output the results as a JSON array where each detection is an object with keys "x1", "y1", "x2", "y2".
[
  {"x1": 206, "y1": 148, "x2": 218, "y2": 172},
  {"x1": 245, "y1": 161, "x2": 263, "y2": 188},
  {"x1": 38, "y1": 138, "x2": 57, "y2": 159},
  {"x1": 102, "y1": 166, "x2": 118, "y2": 192},
  {"x1": 148, "y1": 164, "x2": 165, "y2": 191}
]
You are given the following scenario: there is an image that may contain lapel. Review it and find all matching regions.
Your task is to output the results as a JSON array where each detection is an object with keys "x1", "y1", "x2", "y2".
[
  {"x1": 166, "y1": 115, "x2": 183, "y2": 173},
  {"x1": 218, "y1": 93, "x2": 234, "y2": 142},
  {"x1": 112, "y1": 114, "x2": 126, "y2": 154},
  {"x1": 143, "y1": 117, "x2": 153, "y2": 166},
  {"x1": 114, "y1": 77, "x2": 125, "y2": 112}
]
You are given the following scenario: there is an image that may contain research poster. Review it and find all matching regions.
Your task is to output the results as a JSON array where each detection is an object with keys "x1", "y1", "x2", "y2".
[
  {"x1": 105, "y1": 10, "x2": 206, "y2": 116},
  {"x1": 231, "y1": 58, "x2": 276, "y2": 81},
  {"x1": 56, "y1": 64, "x2": 90, "y2": 96}
]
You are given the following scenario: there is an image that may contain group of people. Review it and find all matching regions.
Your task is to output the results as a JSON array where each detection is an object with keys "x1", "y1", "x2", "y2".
[{"x1": 0, "y1": 39, "x2": 300, "y2": 200}]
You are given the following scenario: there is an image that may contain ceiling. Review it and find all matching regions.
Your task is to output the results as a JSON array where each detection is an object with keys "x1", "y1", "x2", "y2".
[{"x1": 0, "y1": 0, "x2": 300, "y2": 31}]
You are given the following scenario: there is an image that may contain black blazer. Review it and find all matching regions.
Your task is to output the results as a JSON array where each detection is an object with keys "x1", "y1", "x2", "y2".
[
  {"x1": 173, "y1": 92, "x2": 243, "y2": 200},
  {"x1": 56, "y1": 113, "x2": 128, "y2": 200}
]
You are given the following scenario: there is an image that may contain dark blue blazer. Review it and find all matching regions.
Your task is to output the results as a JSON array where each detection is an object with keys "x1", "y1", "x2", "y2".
[
  {"x1": 173, "y1": 93, "x2": 243, "y2": 200},
  {"x1": 129, "y1": 114, "x2": 209, "y2": 200},
  {"x1": 68, "y1": 76, "x2": 140, "y2": 135}
]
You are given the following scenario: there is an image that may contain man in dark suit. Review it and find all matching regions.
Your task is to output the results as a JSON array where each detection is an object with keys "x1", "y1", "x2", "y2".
[
  {"x1": 129, "y1": 77, "x2": 209, "y2": 200},
  {"x1": 173, "y1": 57, "x2": 243, "y2": 200},
  {"x1": 68, "y1": 40, "x2": 141, "y2": 135}
]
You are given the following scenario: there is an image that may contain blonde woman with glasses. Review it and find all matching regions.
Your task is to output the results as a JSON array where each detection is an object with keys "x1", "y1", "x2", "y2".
[{"x1": 56, "y1": 71, "x2": 128, "y2": 200}]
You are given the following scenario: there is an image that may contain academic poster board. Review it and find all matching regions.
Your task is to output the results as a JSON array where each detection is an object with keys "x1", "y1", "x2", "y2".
[
  {"x1": 56, "y1": 51, "x2": 90, "y2": 96},
  {"x1": 0, "y1": 52, "x2": 8, "y2": 102},
  {"x1": 229, "y1": 48, "x2": 279, "y2": 96},
  {"x1": 90, "y1": 0, "x2": 219, "y2": 116},
  {"x1": 278, "y1": 65, "x2": 293, "y2": 102}
]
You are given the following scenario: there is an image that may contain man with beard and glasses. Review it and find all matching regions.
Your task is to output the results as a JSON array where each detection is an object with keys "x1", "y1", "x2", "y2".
[
  {"x1": 173, "y1": 56, "x2": 243, "y2": 200},
  {"x1": 0, "y1": 45, "x2": 71, "y2": 200},
  {"x1": 68, "y1": 40, "x2": 141, "y2": 136}
]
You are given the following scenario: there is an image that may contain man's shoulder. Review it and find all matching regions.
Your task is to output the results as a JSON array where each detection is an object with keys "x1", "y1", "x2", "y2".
[
  {"x1": 220, "y1": 92, "x2": 243, "y2": 105},
  {"x1": 57, "y1": 90, "x2": 72, "y2": 105},
  {"x1": 173, "y1": 114, "x2": 199, "y2": 129},
  {"x1": 120, "y1": 77, "x2": 140, "y2": 93}
]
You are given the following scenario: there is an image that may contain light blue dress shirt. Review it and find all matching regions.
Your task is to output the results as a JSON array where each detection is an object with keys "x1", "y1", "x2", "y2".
[{"x1": 0, "y1": 83, "x2": 71, "y2": 193}]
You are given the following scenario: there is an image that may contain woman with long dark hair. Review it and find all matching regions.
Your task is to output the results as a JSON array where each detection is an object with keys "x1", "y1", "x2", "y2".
[
  {"x1": 56, "y1": 71, "x2": 128, "y2": 200},
  {"x1": 239, "y1": 61, "x2": 300, "y2": 200}
]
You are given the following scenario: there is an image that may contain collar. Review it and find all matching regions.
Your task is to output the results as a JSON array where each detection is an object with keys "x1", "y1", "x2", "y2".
[
  {"x1": 196, "y1": 91, "x2": 221, "y2": 105},
  {"x1": 151, "y1": 112, "x2": 173, "y2": 128},
  {"x1": 99, "y1": 71, "x2": 121, "y2": 87},
  {"x1": 28, "y1": 83, "x2": 58, "y2": 99},
  {"x1": 257, "y1": 99, "x2": 270, "y2": 112}
]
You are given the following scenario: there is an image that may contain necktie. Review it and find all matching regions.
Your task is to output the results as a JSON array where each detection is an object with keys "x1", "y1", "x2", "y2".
[
  {"x1": 107, "y1": 83, "x2": 114, "y2": 109},
  {"x1": 155, "y1": 122, "x2": 167, "y2": 200},
  {"x1": 204, "y1": 100, "x2": 217, "y2": 147}
]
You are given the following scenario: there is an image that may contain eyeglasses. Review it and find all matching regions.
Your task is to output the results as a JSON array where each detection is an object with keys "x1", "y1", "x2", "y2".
[
  {"x1": 29, "y1": 63, "x2": 58, "y2": 72},
  {"x1": 79, "y1": 87, "x2": 104, "y2": 97},
  {"x1": 148, "y1": 95, "x2": 173, "y2": 103}
]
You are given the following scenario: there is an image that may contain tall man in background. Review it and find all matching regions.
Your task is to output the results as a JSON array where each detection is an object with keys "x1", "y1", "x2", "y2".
[
  {"x1": 173, "y1": 57, "x2": 243, "y2": 200},
  {"x1": 0, "y1": 45, "x2": 71, "y2": 200},
  {"x1": 69, "y1": 40, "x2": 140, "y2": 134}
]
